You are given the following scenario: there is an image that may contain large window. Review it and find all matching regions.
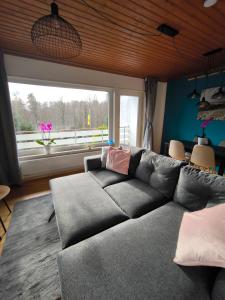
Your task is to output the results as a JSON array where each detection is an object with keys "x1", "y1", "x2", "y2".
[{"x1": 8, "y1": 81, "x2": 111, "y2": 155}]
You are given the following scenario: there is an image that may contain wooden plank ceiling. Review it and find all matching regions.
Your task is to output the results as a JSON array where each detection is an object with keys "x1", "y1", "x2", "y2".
[{"x1": 1, "y1": 0, "x2": 225, "y2": 80}]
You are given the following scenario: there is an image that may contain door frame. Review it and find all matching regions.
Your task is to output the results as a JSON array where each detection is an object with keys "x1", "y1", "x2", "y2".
[{"x1": 115, "y1": 89, "x2": 145, "y2": 147}]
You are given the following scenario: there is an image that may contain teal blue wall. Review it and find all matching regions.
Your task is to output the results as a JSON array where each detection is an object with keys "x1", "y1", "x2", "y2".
[{"x1": 161, "y1": 74, "x2": 225, "y2": 152}]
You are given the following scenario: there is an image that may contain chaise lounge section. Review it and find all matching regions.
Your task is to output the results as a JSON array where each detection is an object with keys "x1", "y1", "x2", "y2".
[
  {"x1": 57, "y1": 201, "x2": 216, "y2": 300},
  {"x1": 50, "y1": 172, "x2": 128, "y2": 249}
]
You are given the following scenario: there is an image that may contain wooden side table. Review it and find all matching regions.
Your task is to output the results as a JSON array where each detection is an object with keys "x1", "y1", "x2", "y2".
[{"x1": 0, "y1": 185, "x2": 11, "y2": 240}]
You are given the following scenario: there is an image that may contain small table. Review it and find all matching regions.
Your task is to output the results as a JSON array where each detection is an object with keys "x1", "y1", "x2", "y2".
[{"x1": 0, "y1": 185, "x2": 11, "y2": 240}]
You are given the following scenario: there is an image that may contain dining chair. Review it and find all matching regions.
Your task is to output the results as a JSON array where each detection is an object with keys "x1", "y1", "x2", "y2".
[
  {"x1": 169, "y1": 140, "x2": 186, "y2": 161},
  {"x1": 190, "y1": 144, "x2": 216, "y2": 173}
]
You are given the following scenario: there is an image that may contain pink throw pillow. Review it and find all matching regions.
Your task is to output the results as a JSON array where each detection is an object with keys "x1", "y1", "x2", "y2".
[
  {"x1": 174, "y1": 203, "x2": 225, "y2": 268},
  {"x1": 106, "y1": 147, "x2": 131, "y2": 175}
]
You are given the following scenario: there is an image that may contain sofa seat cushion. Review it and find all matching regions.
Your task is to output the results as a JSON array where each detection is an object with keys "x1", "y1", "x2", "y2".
[
  {"x1": 50, "y1": 173, "x2": 128, "y2": 249},
  {"x1": 89, "y1": 169, "x2": 129, "y2": 188},
  {"x1": 105, "y1": 179, "x2": 167, "y2": 218},
  {"x1": 58, "y1": 202, "x2": 214, "y2": 300}
]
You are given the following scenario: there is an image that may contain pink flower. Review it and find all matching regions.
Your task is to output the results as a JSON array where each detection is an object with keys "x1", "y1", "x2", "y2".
[
  {"x1": 200, "y1": 117, "x2": 213, "y2": 128},
  {"x1": 46, "y1": 122, "x2": 53, "y2": 132},
  {"x1": 39, "y1": 122, "x2": 47, "y2": 133},
  {"x1": 39, "y1": 122, "x2": 53, "y2": 133}
]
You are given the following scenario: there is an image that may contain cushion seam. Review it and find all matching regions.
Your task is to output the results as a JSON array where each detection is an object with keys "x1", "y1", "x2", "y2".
[{"x1": 105, "y1": 191, "x2": 129, "y2": 216}]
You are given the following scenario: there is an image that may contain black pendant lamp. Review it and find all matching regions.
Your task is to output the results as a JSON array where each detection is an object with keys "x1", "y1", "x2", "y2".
[
  {"x1": 212, "y1": 70, "x2": 225, "y2": 100},
  {"x1": 31, "y1": 1, "x2": 82, "y2": 59},
  {"x1": 188, "y1": 77, "x2": 200, "y2": 99}
]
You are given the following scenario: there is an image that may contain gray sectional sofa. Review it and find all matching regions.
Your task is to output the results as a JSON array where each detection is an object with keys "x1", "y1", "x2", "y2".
[{"x1": 50, "y1": 147, "x2": 225, "y2": 300}]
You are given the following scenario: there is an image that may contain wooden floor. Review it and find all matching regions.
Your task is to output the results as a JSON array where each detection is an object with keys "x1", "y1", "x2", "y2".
[{"x1": 0, "y1": 169, "x2": 83, "y2": 255}]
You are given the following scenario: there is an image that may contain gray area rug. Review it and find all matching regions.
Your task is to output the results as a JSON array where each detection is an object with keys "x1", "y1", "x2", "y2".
[{"x1": 0, "y1": 194, "x2": 61, "y2": 300}]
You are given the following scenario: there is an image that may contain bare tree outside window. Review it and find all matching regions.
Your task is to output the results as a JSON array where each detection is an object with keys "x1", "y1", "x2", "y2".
[{"x1": 8, "y1": 82, "x2": 110, "y2": 151}]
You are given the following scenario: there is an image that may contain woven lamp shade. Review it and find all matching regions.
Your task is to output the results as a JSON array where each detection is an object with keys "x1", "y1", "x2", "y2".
[{"x1": 31, "y1": 2, "x2": 82, "y2": 59}]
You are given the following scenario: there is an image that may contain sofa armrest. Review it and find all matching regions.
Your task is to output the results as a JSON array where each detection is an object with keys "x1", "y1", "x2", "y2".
[{"x1": 84, "y1": 155, "x2": 102, "y2": 172}]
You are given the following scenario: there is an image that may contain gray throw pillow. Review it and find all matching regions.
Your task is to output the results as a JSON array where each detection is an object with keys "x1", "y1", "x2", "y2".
[
  {"x1": 150, "y1": 154, "x2": 183, "y2": 198},
  {"x1": 173, "y1": 166, "x2": 225, "y2": 211},
  {"x1": 128, "y1": 146, "x2": 144, "y2": 176},
  {"x1": 135, "y1": 150, "x2": 156, "y2": 183}
]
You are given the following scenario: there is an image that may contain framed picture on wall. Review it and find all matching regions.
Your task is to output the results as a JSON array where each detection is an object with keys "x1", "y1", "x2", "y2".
[{"x1": 197, "y1": 87, "x2": 225, "y2": 120}]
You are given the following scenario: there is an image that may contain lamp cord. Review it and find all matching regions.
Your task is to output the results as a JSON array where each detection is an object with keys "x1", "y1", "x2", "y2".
[{"x1": 80, "y1": 0, "x2": 160, "y2": 36}]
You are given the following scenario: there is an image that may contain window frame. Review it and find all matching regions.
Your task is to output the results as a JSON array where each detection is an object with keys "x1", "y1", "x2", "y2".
[
  {"x1": 117, "y1": 89, "x2": 145, "y2": 148},
  {"x1": 8, "y1": 76, "x2": 114, "y2": 158}
]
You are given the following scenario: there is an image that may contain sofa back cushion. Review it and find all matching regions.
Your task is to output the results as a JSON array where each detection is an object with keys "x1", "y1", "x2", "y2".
[
  {"x1": 173, "y1": 166, "x2": 225, "y2": 211},
  {"x1": 150, "y1": 154, "x2": 184, "y2": 198},
  {"x1": 135, "y1": 150, "x2": 156, "y2": 183},
  {"x1": 212, "y1": 269, "x2": 225, "y2": 300},
  {"x1": 135, "y1": 150, "x2": 183, "y2": 198}
]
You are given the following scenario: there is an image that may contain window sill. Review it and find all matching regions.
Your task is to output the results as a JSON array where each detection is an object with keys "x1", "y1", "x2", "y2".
[{"x1": 19, "y1": 146, "x2": 102, "y2": 162}]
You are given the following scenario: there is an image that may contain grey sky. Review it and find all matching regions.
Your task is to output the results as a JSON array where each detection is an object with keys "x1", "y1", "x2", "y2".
[{"x1": 8, "y1": 82, "x2": 108, "y2": 104}]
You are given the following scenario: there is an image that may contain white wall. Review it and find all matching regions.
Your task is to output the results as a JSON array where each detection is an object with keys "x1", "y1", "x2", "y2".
[
  {"x1": 4, "y1": 54, "x2": 144, "y2": 91},
  {"x1": 4, "y1": 54, "x2": 145, "y2": 180},
  {"x1": 20, "y1": 150, "x2": 100, "y2": 181}
]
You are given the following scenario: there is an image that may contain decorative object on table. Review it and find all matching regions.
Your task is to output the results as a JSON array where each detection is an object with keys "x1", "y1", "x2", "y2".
[
  {"x1": 198, "y1": 117, "x2": 213, "y2": 145},
  {"x1": 107, "y1": 140, "x2": 114, "y2": 146},
  {"x1": 197, "y1": 137, "x2": 208, "y2": 145},
  {"x1": 188, "y1": 77, "x2": 200, "y2": 99},
  {"x1": 31, "y1": 1, "x2": 82, "y2": 59},
  {"x1": 36, "y1": 122, "x2": 56, "y2": 154},
  {"x1": 0, "y1": 185, "x2": 11, "y2": 239}
]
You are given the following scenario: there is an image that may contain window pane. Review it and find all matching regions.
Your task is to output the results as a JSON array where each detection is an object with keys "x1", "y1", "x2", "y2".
[
  {"x1": 120, "y1": 95, "x2": 139, "y2": 146},
  {"x1": 8, "y1": 82, "x2": 109, "y2": 152}
]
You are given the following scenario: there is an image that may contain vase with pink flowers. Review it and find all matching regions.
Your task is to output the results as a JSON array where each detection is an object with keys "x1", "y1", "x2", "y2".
[
  {"x1": 36, "y1": 122, "x2": 56, "y2": 154},
  {"x1": 198, "y1": 117, "x2": 213, "y2": 145}
]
